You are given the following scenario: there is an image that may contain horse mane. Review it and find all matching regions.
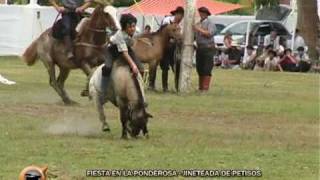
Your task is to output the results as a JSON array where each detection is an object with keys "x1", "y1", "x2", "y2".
[
  {"x1": 76, "y1": 18, "x2": 91, "y2": 37},
  {"x1": 137, "y1": 24, "x2": 169, "y2": 39},
  {"x1": 89, "y1": 5, "x2": 104, "y2": 27}
]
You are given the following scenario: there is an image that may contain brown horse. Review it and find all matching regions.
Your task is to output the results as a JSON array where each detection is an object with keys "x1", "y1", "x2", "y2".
[
  {"x1": 21, "y1": 5, "x2": 117, "y2": 105},
  {"x1": 132, "y1": 24, "x2": 182, "y2": 90}
]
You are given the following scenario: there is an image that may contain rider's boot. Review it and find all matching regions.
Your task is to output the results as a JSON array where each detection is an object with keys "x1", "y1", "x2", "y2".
[{"x1": 63, "y1": 35, "x2": 75, "y2": 61}]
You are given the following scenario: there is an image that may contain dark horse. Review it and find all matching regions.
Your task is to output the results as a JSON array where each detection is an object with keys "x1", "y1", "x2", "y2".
[{"x1": 21, "y1": 5, "x2": 117, "y2": 105}]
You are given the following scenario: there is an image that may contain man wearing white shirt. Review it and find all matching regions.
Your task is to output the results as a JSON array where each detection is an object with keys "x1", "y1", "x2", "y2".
[
  {"x1": 295, "y1": 46, "x2": 311, "y2": 72},
  {"x1": 157, "y1": 6, "x2": 184, "y2": 92},
  {"x1": 264, "y1": 30, "x2": 280, "y2": 50},
  {"x1": 242, "y1": 45, "x2": 257, "y2": 70},
  {"x1": 293, "y1": 29, "x2": 306, "y2": 52},
  {"x1": 161, "y1": 6, "x2": 184, "y2": 27}
]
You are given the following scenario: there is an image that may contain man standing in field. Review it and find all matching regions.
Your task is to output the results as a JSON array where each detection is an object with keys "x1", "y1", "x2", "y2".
[
  {"x1": 158, "y1": 6, "x2": 184, "y2": 92},
  {"x1": 193, "y1": 7, "x2": 216, "y2": 92}
]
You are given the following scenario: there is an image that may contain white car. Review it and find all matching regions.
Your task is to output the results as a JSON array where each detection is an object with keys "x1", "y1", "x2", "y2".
[{"x1": 214, "y1": 20, "x2": 292, "y2": 49}]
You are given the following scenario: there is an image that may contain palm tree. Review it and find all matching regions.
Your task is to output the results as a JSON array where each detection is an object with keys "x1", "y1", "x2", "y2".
[{"x1": 255, "y1": 0, "x2": 319, "y2": 61}]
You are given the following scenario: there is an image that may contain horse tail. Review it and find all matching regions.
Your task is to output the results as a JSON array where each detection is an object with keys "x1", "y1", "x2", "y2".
[{"x1": 22, "y1": 38, "x2": 39, "y2": 66}]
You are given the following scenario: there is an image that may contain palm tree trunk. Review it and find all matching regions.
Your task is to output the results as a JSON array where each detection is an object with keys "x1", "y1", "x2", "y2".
[
  {"x1": 297, "y1": 0, "x2": 319, "y2": 61},
  {"x1": 179, "y1": 0, "x2": 196, "y2": 92}
]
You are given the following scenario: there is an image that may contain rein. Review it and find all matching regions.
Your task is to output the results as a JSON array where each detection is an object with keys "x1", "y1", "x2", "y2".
[
  {"x1": 75, "y1": 42, "x2": 107, "y2": 49},
  {"x1": 88, "y1": 27, "x2": 106, "y2": 33},
  {"x1": 52, "y1": 12, "x2": 61, "y2": 27},
  {"x1": 75, "y1": 21, "x2": 108, "y2": 49}
]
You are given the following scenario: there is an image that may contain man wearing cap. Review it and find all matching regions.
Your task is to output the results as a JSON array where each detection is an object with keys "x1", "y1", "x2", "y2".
[
  {"x1": 161, "y1": 6, "x2": 184, "y2": 28},
  {"x1": 156, "y1": 6, "x2": 184, "y2": 92},
  {"x1": 193, "y1": 7, "x2": 216, "y2": 92}
]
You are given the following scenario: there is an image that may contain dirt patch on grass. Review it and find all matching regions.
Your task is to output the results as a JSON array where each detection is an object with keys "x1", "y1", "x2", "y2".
[
  {"x1": 0, "y1": 104, "x2": 67, "y2": 119},
  {"x1": 45, "y1": 115, "x2": 101, "y2": 137}
]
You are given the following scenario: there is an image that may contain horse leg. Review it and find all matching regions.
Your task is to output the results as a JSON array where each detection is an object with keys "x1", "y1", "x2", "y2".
[
  {"x1": 174, "y1": 60, "x2": 181, "y2": 92},
  {"x1": 95, "y1": 94, "x2": 110, "y2": 132},
  {"x1": 120, "y1": 107, "x2": 128, "y2": 139},
  {"x1": 56, "y1": 68, "x2": 78, "y2": 105},
  {"x1": 142, "y1": 124, "x2": 149, "y2": 139},
  {"x1": 80, "y1": 63, "x2": 92, "y2": 97},
  {"x1": 42, "y1": 60, "x2": 73, "y2": 105},
  {"x1": 148, "y1": 61, "x2": 158, "y2": 90}
]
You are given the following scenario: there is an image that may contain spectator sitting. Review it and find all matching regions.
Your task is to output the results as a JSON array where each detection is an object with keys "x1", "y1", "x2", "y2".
[
  {"x1": 277, "y1": 37, "x2": 287, "y2": 57},
  {"x1": 242, "y1": 45, "x2": 257, "y2": 70},
  {"x1": 254, "y1": 45, "x2": 273, "y2": 71},
  {"x1": 264, "y1": 50, "x2": 280, "y2": 71},
  {"x1": 278, "y1": 49, "x2": 299, "y2": 72},
  {"x1": 295, "y1": 46, "x2": 311, "y2": 72},
  {"x1": 224, "y1": 32, "x2": 232, "y2": 49},
  {"x1": 221, "y1": 41, "x2": 241, "y2": 69},
  {"x1": 264, "y1": 30, "x2": 280, "y2": 51}
]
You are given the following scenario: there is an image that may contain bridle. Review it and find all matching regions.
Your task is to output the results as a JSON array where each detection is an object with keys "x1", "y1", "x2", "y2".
[{"x1": 75, "y1": 12, "x2": 115, "y2": 49}]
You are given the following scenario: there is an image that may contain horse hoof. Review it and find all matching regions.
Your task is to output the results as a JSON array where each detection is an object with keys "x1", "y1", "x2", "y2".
[
  {"x1": 147, "y1": 86, "x2": 155, "y2": 91},
  {"x1": 81, "y1": 90, "x2": 89, "y2": 97},
  {"x1": 64, "y1": 100, "x2": 79, "y2": 106},
  {"x1": 121, "y1": 136, "x2": 128, "y2": 140},
  {"x1": 144, "y1": 133, "x2": 149, "y2": 139}
]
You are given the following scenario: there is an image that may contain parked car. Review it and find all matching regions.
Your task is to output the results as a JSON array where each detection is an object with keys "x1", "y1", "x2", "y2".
[
  {"x1": 214, "y1": 20, "x2": 292, "y2": 49},
  {"x1": 214, "y1": 23, "x2": 225, "y2": 35}
]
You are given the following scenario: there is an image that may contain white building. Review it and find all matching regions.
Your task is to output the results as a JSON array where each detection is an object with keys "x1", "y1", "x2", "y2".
[{"x1": 0, "y1": 0, "x2": 57, "y2": 56}]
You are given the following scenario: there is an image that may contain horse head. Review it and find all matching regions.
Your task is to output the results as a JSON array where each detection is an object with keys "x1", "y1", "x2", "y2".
[
  {"x1": 90, "y1": 4, "x2": 118, "y2": 32},
  {"x1": 161, "y1": 23, "x2": 183, "y2": 43},
  {"x1": 127, "y1": 103, "x2": 153, "y2": 138}
]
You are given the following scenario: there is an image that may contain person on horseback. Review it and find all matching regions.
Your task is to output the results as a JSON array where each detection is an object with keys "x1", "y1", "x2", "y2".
[
  {"x1": 50, "y1": 0, "x2": 93, "y2": 60},
  {"x1": 101, "y1": 13, "x2": 144, "y2": 92}
]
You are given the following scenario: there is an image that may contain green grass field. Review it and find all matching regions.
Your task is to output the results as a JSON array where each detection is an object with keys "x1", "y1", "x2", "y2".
[{"x1": 0, "y1": 57, "x2": 319, "y2": 179}]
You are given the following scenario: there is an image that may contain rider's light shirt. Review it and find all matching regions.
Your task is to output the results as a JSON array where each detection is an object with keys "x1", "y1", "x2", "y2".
[{"x1": 110, "y1": 30, "x2": 134, "y2": 52}]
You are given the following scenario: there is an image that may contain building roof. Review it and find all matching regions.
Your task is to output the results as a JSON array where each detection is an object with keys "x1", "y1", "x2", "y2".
[{"x1": 124, "y1": 0, "x2": 242, "y2": 16}]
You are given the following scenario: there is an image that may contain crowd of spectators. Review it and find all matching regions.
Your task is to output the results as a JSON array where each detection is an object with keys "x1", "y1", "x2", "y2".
[{"x1": 214, "y1": 29, "x2": 313, "y2": 73}]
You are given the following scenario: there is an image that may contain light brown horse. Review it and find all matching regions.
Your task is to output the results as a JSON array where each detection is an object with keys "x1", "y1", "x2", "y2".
[
  {"x1": 132, "y1": 24, "x2": 182, "y2": 90},
  {"x1": 89, "y1": 59, "x2": 152, "y2": 139},
  {"x1": 22, "y1": 5, "x2": 117, "y2": 105}
]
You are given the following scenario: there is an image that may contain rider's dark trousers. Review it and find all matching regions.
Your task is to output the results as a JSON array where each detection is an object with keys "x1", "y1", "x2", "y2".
[{"x1": 61, "y1": 12, "x2": 81, "y2": 39}]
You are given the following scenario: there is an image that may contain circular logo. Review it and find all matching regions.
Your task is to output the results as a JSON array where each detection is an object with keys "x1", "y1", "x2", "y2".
[{"x1": 19, "y1": 166, "x2": 47, "y2": 180}]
